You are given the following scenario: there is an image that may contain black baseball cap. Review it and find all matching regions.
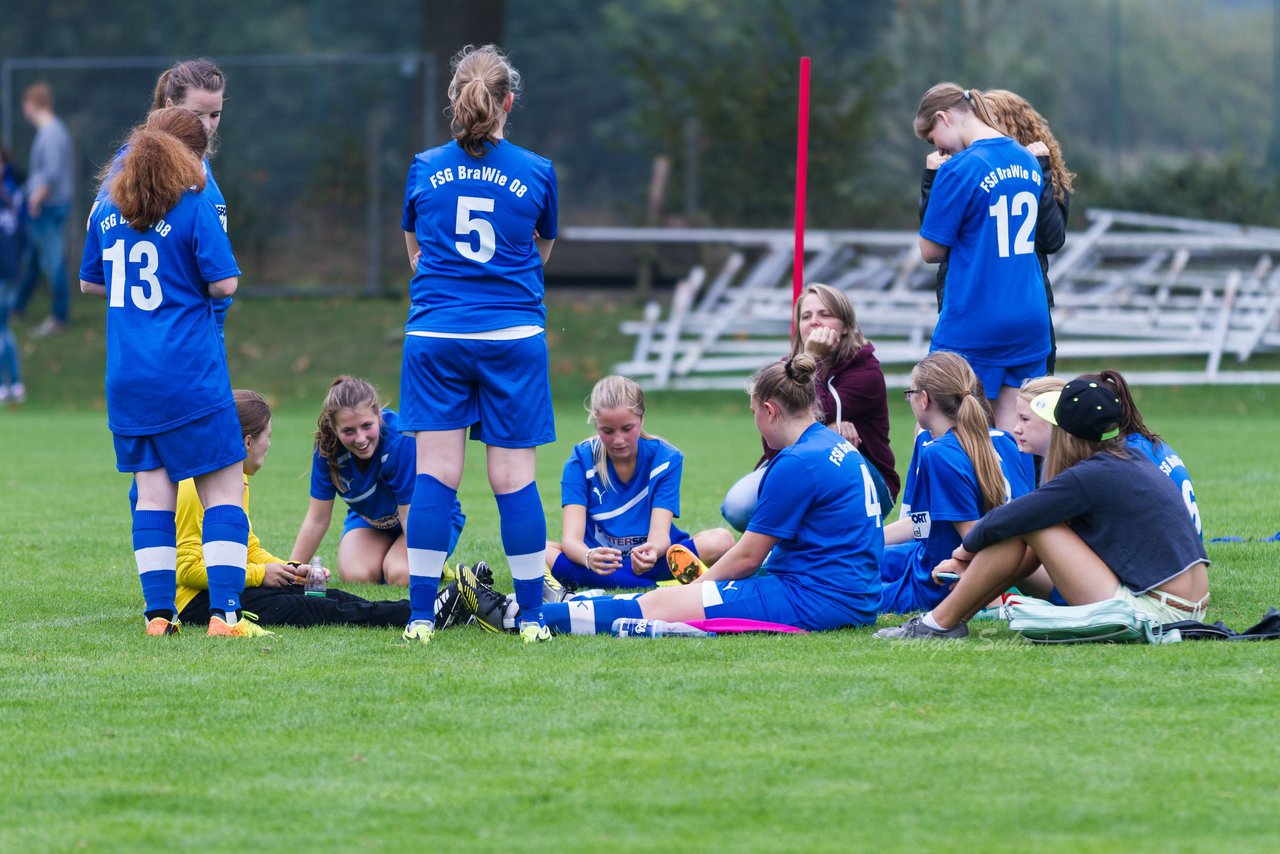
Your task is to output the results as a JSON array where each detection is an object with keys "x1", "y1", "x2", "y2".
[{"x1": 1029, "y1": 378, "x2": 1122, "y2": 442}]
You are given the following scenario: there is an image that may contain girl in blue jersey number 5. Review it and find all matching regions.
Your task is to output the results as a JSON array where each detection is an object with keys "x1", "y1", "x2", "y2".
[
  {"x1": 399, "y1": 45, "x2": 558, "y2": 645},
  {"x1": 80, "y1": 109, "x2": 257, "y2": 637},
  {"x1": 539, "y1": 355, "x2": 885, "y2": 635},
  {"x1": 915, "y1": 83, "x2": 1051, "y2": 432}
]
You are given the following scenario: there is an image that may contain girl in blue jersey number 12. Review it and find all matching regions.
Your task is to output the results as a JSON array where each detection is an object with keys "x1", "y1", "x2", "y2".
[
  {"x1": 915, "y1": 83, "x2": 1051, "y2": 432},
  {"x1": 398, "y1": 45, "x2": 559, "y2": 645},
  {"x1": 80, "y1": 108, "x2": 258, "y2": 637}
]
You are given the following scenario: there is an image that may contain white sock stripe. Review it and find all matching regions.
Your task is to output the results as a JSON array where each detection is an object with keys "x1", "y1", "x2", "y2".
[
  {"x1": 508, "y1": 551, "x2": 546, "y2": 581},
  {"x1": 407, "y1": 548, "x2": 448, "y2": 578},
  {"x1": 203, "y1": 540, "x2": 248, "y2": 568},
  {"x1": 134, "y1": 546, "x2": 177, "y2": 575},
  {"x1": 702, "y1": 581, "x2": 724, "y2": 609},
  {"x1": 569, "y1": 600, "x2": 596, "y2": 635}
]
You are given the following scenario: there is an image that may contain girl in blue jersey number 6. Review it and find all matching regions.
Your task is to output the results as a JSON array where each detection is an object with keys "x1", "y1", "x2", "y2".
[
  {"x1": 399, "y1": 45, "x2": 558, "y2": 645},
  {"x1": 915, "y1": 83, "x2": 1051, "y2": 431},
  {"x1": 539, "y1": 355, "x2": 885, "y2": 635},
  {"x1": 80, "y1": 109, "x2": 256, "y2": 637}
]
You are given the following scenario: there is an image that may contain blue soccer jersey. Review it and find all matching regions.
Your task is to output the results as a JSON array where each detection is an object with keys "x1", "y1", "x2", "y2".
[
  {"x1": 309, "y1": 408, "x2": 418, "y2": 530},
  {"x1": 880, "y1": 428, "x2": 1033, "y2": 613},
  {"x1": 401, "y1": 139, "x2": 558, "y2": 333},
  {"x1": 561, "y1": 436, "x2": 688, "y2": 553},
  {"x1": 80, "y1": 191, "x2": 240, "y2": 435},
  {"x1": 921, "y1": 136, "x2": 1050, "y2": 365},
  {"x1": 1126, "y1": 433, "x2": 1202, "y2": 538},
  {"x1": 748, "y1": 423, "x2": 884, "y2": 626}
]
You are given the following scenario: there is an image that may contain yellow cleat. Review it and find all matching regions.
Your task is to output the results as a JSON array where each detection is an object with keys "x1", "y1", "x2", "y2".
[
  {"x1": 519, "y1": 622, "x2": 552, "y2": 644},
  {"x1": 402, "y1": 621, "x2": 435, "y2": 644},
  {"x1": 665, "y1": 544, "x2": 709, "y2": 585},
  {"x1": 208, "y1": 613, "x2": 276, "y2": 638}
]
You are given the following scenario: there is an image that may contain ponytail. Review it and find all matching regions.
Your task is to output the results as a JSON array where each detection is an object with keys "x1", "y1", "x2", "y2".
[
  {"x1": 912, "y1": 352, "x2": 1007, "y2": 513},
  {"x1": 152, "y1": 59, "x2": 226, "y2": 111},
  {"x1": 447, "y1": 44, "x2": 521, "y2": 158},
  {"x1": 750, "y1": 353, "x2": 820, "y2": 420},
  {"x1": 914, "y1": 82, "x2": 1007, "y2": 141},
  {"x1": 1080, "y1": 369, "x2": 1159, "y2": 445}
]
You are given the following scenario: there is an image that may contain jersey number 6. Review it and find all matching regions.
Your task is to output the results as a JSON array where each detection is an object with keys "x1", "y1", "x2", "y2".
[
  {"x1": 455, "y1": 195, "x2": 496, "y2": 263},
  {"x1": 103, "y1": 239, "x2": 163, "y2": 311}
]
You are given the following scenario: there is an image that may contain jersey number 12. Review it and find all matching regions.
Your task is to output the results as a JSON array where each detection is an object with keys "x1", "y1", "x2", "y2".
[
  {"x1": 988, "y1": 191, "x2": 1038, "y2": 258},
  {"x1": 103, "y1": 239, "x2": 163, "y2": 311}
]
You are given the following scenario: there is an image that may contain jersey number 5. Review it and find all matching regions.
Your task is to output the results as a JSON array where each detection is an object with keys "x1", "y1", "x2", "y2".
[
  {"x1": 103, "y1": 239, "x2": 163, "y2": 311},
  {"x1": 988, "y1": 191, "x2": 1038, "y2": 258},
  {"x1": 455, "y1": 195, "x2": 496, "y2": 263}
]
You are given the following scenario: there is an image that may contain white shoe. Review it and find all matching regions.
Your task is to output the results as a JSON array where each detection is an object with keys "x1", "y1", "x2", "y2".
[
  {"x1": 0, "y1": 386, "x2": 9, "y2": 403},
  {"x1": 31, "y1": 317, "x2": 65, "y2": 339},
  {"x1": 8, "y1": 383, "x2": 24, "y2": 403}
]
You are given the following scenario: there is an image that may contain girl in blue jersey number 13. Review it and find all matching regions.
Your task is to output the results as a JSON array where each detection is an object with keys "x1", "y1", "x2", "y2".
[
  {"x1": 398, "y1": 45, "x2": 558, "y2": 645},
  {"x1": 79, "y1": 108, "x2": 255, "y2": 637},
  {"x1": 915, "y1": 83, "x2": 1051, "y2": 432},
  {"x1": 548, "y1": 375, "x2": 735, "y2": 590}
]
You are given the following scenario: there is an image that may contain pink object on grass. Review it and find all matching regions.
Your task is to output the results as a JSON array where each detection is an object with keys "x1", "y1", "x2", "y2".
[{"x1": 686, "y1": 618, "x2": 808, "y2": 635}]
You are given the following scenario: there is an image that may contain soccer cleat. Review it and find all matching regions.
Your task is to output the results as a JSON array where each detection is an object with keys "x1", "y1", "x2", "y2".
[
  {"x1": 519, "y1": 621, "x2": 552, "y2": 644},
  {"x1": 433, "y1": 581, "x2": 471, "y2": 630},
  {"x1": 402, "y1": 620, "x2": 435, "y2": 644},
  {"x1": 207, "y1": 613, "x2": 277, "y2": 638},
  {"x1": 472, "y1": 560, "x2": 495, "y2": 587},
  {"x1": 873, "y1": 615, "x2": 969, "y2": 640},
  {"x1": 457, "y1": 564, "x2": 515, "y2": 634},
  {"x1": 145, "y1": 616, "x2": 181, "y2": 636},
  {"x1": 542, "y1": 565, "x2": 568, "y2": 603},
  {"x1": 665, "y1": 544, "x2": 708, "y2": 585}
]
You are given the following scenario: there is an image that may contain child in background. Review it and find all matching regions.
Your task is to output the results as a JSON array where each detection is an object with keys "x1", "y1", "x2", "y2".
[
  {"x1": 0, "y1": 146, "x2": 25, "y2": 404},
  {"x1": 547, "y1": 375, "x2": 735, "y2": 590},
  {"x1": 879, "y1": 352, "x2": 1034, "y2": 615},
  {"x1": 290, "y1": 376, "x2": 465, "y2": 585}
]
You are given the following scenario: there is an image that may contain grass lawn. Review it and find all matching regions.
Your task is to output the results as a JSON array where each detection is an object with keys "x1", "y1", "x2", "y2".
[{"x1": 2, "y1": 294, "x2": 1279, "y2": 851}]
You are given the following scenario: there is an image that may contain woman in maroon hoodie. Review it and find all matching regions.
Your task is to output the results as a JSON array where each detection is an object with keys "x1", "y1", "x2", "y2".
[{"x1": 721, "y1": 283, "x2": 898, "y2": 530}]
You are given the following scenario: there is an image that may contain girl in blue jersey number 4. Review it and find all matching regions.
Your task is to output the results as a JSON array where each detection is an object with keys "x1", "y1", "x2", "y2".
[
  {"x1": 80, "y1": 108, "x2": 259, "y2": 638},
  {"x1": 915, "y1": 83, "x2": 1051, "y2": 432},
  {"x1": 547, "y1": 375, "x2": 735, "y2": 590},
  {"x1": 536, "y1": 355, "x2": 885, "y2": 635},
  {"x1": 399, "y1": 45, "x2": 559, "y2": 645},
  {"x1": 289, "y1": 376, "x2": 465, "y2": 585}
]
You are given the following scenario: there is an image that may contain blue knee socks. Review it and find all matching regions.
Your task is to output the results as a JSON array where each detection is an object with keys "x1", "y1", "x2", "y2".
[
  {"x1": 407, "y1": 474, "x2": 456, "y2": 624},
  {"x1": 497, "y1": 482, "x2": 548, "y2": 627},
  {"x1": 543, "y1": 596, "x2": 644, "y2": 635},
  {"x1": 133, "y1": 509, "x2": 177, "y2": 619},
  {"x1": 203, "y1": 504, "x2": 248, "y2": 618}
]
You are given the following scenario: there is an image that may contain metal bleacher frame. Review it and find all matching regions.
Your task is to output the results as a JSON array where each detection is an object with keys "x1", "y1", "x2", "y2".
[{"x1": 564, "y1": 209, "x2": 1280, "y2": 390}]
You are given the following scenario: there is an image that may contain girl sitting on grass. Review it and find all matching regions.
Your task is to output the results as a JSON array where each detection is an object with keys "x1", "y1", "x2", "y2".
[
  {"x1": 483, "y1": 355, "x2": 884, "y2": 634},
  {"x1": 876, "y1": 371, "x2": 1209, "y2": 640},
  {"x1": 546, "y1": 375, "x2": 735, "y2": 590},
  {"x1": 176, "y1": 390, "x2": 416, "y2": 629},
  {"x1": 289, "y1": 376, "x2": 465, "y2": 585},
  {"x1": 879, "y1": 351, "x2": 1035, "y2": 615}
]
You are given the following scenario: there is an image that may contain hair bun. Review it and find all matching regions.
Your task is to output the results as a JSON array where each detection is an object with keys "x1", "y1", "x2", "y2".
[{"x1": 788, "y1": 353, "x2": 818, "y2": 386}]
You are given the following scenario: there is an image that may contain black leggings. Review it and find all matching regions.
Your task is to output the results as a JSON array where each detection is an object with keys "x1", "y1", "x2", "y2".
[{"x1": 180, "y1": 586, "x2": 410, "y2": 628}]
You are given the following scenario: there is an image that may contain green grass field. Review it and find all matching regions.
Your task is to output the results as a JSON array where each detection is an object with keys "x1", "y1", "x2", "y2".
[{"x1": 2, "y1": 294, "x2": 1279, "y2": 851}]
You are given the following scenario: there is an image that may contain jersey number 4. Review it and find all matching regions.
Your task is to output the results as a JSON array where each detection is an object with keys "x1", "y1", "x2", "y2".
[
  {"x1": 103, "y1": 239, "x2": 163, "y2": 311},
  {"x1": 988, "y1": 191, "x2": 1038, "y2": 258},
  {"x1": 455, "y1": 196, "x2": 496, "y2": 263}
]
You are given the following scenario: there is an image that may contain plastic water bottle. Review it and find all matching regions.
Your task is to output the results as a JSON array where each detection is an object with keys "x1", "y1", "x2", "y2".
[
  {"x1": 611, "y1": 618, "x2": 715, "y2": 638},
  {"x1": 305, "y1": 556, "x2": 327, "y2": 597}
]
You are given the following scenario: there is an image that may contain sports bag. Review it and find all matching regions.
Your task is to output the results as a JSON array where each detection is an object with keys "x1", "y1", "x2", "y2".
[{"x1": 1006, "y1": 598, "x2": 1180, "y2": 644}]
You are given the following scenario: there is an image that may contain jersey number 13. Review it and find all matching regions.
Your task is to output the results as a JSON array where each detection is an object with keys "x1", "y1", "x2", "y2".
[{"x1": 103, "y1": 239, "x2": 163, "y2": 311}]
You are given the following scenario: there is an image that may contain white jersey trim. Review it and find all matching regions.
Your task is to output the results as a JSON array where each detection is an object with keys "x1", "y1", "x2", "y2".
[
  {"x1": 589, "y1": 486, "x2": 650, "y2": 522},
  {"x1": 407, "y1": 325, "x2": 543, "y2": 341}
]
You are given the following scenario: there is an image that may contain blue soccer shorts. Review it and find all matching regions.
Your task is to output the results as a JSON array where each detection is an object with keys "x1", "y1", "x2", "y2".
[
  {"x1": 399, "y1": 333, "x2": 555, "y2": 448},
  {"x1": 113, "y1": 404, "x2": 245, "y2": 482}
]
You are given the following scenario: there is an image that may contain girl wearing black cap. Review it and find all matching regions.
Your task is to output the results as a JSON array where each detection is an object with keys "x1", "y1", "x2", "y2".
[{"x1": 875, "y1": 371, "x2": 1209, "y2": 639}]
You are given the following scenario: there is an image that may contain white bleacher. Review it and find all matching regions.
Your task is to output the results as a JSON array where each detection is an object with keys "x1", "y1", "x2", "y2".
[{"x1": 564, "y1": 209, "x2": 1280, "y2": 389}]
